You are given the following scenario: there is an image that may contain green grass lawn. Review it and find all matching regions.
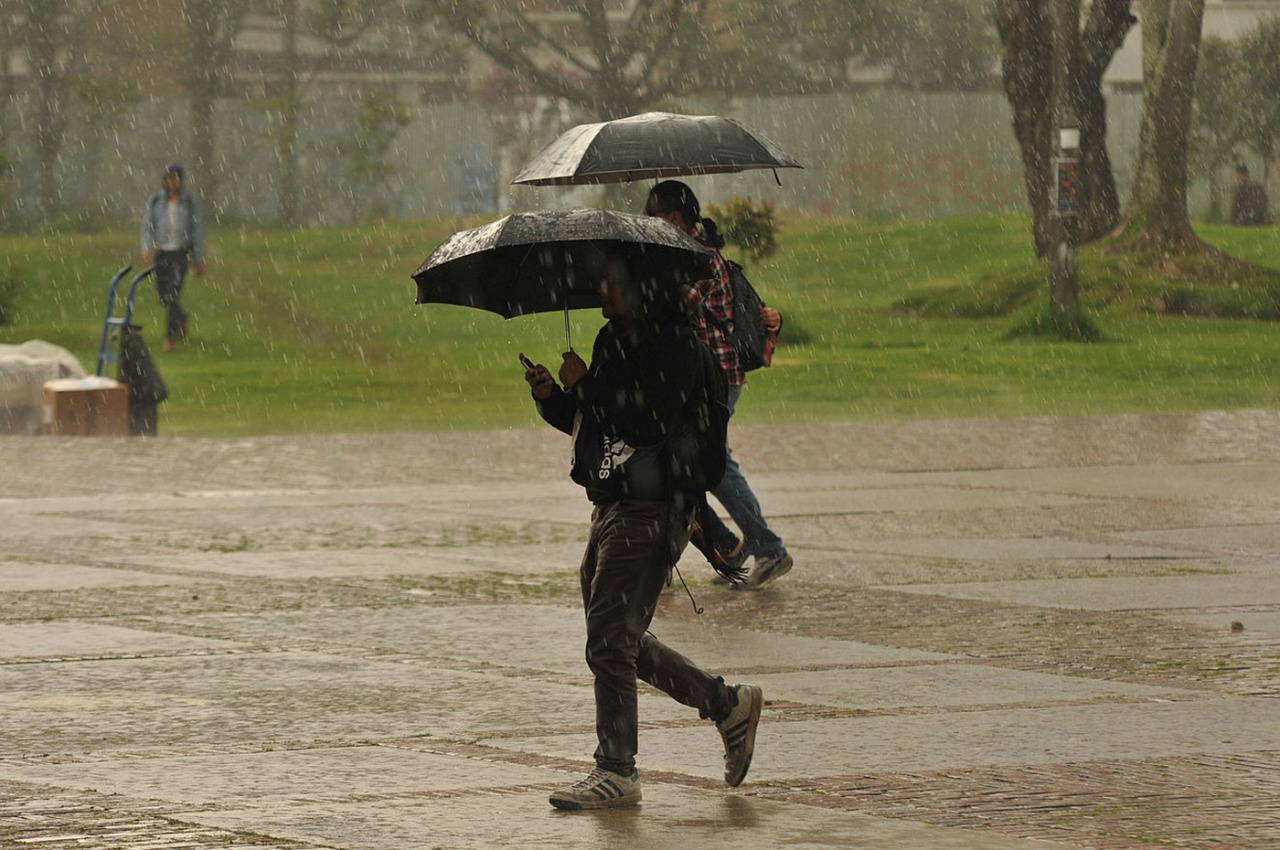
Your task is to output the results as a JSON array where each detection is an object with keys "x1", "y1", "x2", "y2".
[{"x1": 2, "y1": 213, "x2": 1278, "y2": 436}]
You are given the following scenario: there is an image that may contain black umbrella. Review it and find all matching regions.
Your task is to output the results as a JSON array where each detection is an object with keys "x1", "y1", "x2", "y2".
[
  {"x1": 411, "y1": 207, "x2": 715, "y2": 349},
  {"x1": 511, "y1": 111, "x2": 803, "y2": 186}
]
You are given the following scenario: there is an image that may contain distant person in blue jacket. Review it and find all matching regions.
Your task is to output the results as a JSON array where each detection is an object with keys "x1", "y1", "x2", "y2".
[{"x1": 141, "y1": 162, "x2": 205, "y2": 352}]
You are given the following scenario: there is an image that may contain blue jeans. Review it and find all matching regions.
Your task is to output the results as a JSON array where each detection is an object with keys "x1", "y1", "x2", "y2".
[
  {"x1": 154, "y1": 250, "x2": 188, "y2": 342},
  {"x1": 702, "y1": 384, "x2": 786, "y2": 560}
]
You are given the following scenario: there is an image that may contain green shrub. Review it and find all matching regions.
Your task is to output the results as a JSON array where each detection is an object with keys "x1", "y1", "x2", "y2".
[{"x1": 708, "y1": 196, "x2": 779, "y2": 264}]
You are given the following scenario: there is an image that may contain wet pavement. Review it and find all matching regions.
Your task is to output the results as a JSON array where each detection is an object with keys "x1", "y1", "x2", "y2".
[{"x1": 2, "y1": 411, "x2": 1278, "y2": 849}]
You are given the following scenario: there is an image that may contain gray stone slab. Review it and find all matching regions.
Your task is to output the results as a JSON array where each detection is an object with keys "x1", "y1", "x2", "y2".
[
  {"x1": 1168, "y1": 610, "x2": 1280, "y2": 633},
  {"x1": 0, "y1": 622, "x2": 239, "y2": 660},
  {"x1": 1119, "y1": 524, "x2": 1280, "y2": 559},
  {"x1": 0, "y1": 651, "x2": 599, "y2": 757},
  {"x1": 758, "y1": 663, "x2": 1185, "y2": 711},
  {"x1": 179, "y1": 482, "x2": 592, "y2": 525},
  {"x1": 2, "y1": 484, "x2": 591, "y2": 541},
  {"x1": 118, "y1": 544, "x2": 587, "y2": 579},
  {"x1": 879, "y1": 572, "x2": 1280, "y2": 611},
  {"x1": 0, "y1": 562, "x2": 196, "y2": 591},
  {"x1": 848, "y1": 536, "x2": 1180, "y2": 562},
  {"x1": 699, "y1": 477, "x2": 1087, "y2": 518},
  {"x1": 176, "y1": 606, "x2": 950, "y2": 676},
  {"x1": 0, "y1": 746, "x2": 554, "y2": 807},
  {"x1": 919, "y1": 461, "x2": 1280, "y2": 504},
  {"x1": 495, "y1": 695, "x2": 1276, "y2": 780},
  {"x1": 646, "y1": 618, "x2": 952, "y2": 670},
  {"x1": 178, "y1": 778, "x2": 1067, "y2": 850}
]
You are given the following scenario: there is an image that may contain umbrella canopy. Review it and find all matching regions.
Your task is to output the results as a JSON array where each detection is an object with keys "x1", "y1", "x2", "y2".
[
  {"x1": 412, "y1": 207, "x2": 715, "y2": 323},
  {"x1": 511, "y1": 111, "x2": 803, "y2": 186}
]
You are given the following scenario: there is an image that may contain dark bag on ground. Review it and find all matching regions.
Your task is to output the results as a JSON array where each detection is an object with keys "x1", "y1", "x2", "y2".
[
  {"x1": 707, "y1": 259, "x2": 777, "y2": 372},
  {"x1": 118, "y1": 325, "x2": 168, "y2": 436}
]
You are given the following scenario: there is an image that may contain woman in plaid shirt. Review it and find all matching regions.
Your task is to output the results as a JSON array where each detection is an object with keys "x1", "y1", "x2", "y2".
[{"x1": 645, "y1": 181, "x2": 792, "y2": 588}]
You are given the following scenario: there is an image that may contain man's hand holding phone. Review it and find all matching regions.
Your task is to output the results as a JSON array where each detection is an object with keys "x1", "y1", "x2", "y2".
[{"x1": 521, "y1": 352, "x2": 556, "y2": 400}]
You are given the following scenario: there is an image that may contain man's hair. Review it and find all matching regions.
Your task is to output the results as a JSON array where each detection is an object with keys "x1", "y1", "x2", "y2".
[{"x1": 603, "y1": 247, "x2": 688, "y2": 327}]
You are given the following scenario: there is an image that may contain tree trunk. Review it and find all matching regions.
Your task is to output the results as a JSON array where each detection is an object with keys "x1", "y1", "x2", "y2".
[
  {"x1": 1049, "y1": 0, "x2": 1080, "y2": 313},
  {"x1": 184, "y1": 0, "x2": 219, "y2": 212},
  {"x1": 24, "y1": 0, "x2": 66, "y2": 217},
  {"x1": 278, "y1": 0, "x2": 300, "y2": 228},
  {"x1": 1126, "y1": 0, "x2": 1205, "y2": 249},
  {"x1": 997, "y1": 0, "x2": 1054, "y2": 255},
  {"x1": 997, "y1": 0, "x2": 1134, "y2": 257},
  {"x1": 0, "y1": 1, "x2": 18, "y2": 210},
  {"x1": 1076, "y1": 0, "x2": 1135, "y2": 240}
]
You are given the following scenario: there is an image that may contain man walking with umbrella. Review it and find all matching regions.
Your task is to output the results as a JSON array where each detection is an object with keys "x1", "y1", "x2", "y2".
[
  {"x1": 522, "y1": 248, "x2": 763, "y2": 810},
  {"x1": 645, "y1": 180, "x2": 793, "y2": 588}
]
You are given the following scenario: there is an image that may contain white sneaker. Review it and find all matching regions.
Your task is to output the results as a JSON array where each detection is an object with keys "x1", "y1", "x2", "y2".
[
  {"x1": 717, "y1": 684, "x2": 763, "y2": 786},
  {"x1": 549, "y1": 767, "x2": 641, "y2": 810}
]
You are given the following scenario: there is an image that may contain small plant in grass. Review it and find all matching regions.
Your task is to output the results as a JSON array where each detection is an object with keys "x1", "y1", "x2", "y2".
[{"x1": 1005, "y1": 303, "x2": 1104, "y2": 342}]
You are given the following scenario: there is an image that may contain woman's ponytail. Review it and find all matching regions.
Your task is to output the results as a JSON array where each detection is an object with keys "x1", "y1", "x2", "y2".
[{"x1": 699, "y1": 216, "x2": 726, "y2": 250}]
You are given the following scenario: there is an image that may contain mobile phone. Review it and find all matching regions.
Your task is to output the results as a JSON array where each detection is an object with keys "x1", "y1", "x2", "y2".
[{"x1": 519, "y1": 353, "x2": 536, "y2": 371}]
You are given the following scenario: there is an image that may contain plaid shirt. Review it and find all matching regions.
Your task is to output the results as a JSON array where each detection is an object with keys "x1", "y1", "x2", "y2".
[{"x1": 684, "y1": 236, "x2": 745, "y2": 386}]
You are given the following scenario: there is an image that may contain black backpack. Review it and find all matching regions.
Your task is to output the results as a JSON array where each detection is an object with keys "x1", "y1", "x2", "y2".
[
  {"x1": 664, "y1": 340, "x2": 730, "y2": 493},
  {"x1": 706, "y1": 259, "x2": 774, "y2": 372}
]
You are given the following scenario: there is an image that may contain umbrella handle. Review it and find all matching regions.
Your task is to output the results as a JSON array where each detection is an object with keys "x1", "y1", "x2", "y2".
[{"x1": 564, "y1": 305, "x2": 573, "y2": 352}]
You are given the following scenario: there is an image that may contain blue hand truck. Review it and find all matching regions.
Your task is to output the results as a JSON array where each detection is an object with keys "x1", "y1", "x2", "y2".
[
  {"x1": 94, "y1": 265, "x2": 153, "y2": 377},
  {"x1": 93, "y1": 264, "x2": 167, "y2": 435}
]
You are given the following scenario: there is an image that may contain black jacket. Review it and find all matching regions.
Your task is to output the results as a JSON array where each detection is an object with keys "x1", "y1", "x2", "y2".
[{"x1": 536, "y1": 318, "x2": 701, "y2": 504}]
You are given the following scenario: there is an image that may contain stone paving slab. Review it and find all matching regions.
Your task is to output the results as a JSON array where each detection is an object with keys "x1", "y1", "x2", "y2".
[
  {"x1": 168, "y1": 605, "x2": 952, "y2": 675},
  {"x1": 175, "y1": 777, "x2": 1071, "y2": 850},
  {"x1": 751, "y1": 662, "x2": 1188, "y2": 710},
  {"x1": 880, "y1": 572, "x2": 1280, "y2": 611},
  {"x1": 494, "y1": 695, "x2": 1276, "y2": 779},
  {"x1": 113, "y1": 544, "x2": 588, "y2": 579},
  {"x1": 0, "y1": 562, "x2": 198, "y2": 591},
  {"x1": 905, "y1": 460, "x2": 1280, "y2": 503},
  {"x1": 706, "y1": 478, "x2": 1092, "y2": 516},
  {"x1": 0, "y1": 622, "x2": 240, "y2": 660},
  {"x1": 1169, "y1": 610, "x2": 1280, "y2": 633},
  {"x1": 2, "y1": 746, "x2": 557, "y2": 807},
  {"x1": 843, "y1": 536, "x2": 1183, "y2": 562},
  {"x1": 0, "y1": 651, "x2": 602, "y2": 756},
  {"x1": 1118, "y1": 523, "x2": 1280, "y2": 559}
]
